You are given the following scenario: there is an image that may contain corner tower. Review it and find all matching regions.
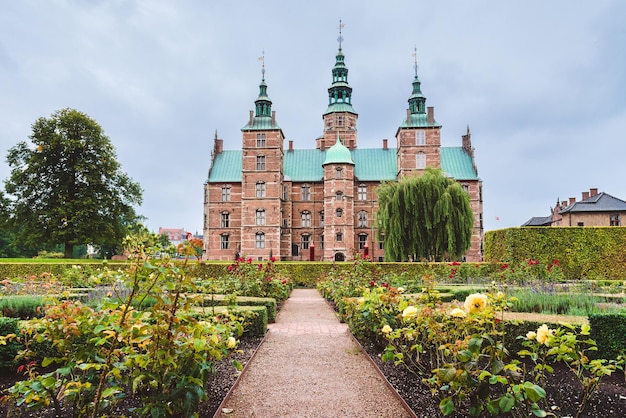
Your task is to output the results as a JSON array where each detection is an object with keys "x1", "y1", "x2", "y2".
[
  {"x1": 396, "y1": 49, "x2": 442, "y2": 178},
  {"x1": 317, "y1": 20, "x2": 358, "y2": 150},
  {"x1": 240, "y1": 56, "x2": 285, "y2": 260}
]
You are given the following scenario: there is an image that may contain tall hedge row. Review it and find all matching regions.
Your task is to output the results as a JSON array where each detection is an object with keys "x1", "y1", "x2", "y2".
[{"x1": 485, "y1": 227, "x2": 626, "y2": 280}]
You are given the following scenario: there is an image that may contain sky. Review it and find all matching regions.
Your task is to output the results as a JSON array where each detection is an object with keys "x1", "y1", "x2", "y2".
[{"x1": 1, "y1": 0, "x2": 625, "y2": 235}]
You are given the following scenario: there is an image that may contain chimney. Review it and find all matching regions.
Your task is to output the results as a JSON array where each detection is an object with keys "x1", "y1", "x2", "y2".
[
  {"x1": 215, "y1": 139, "x2": 223, "y2": 154},
  {"x1": 249, "y1": 110, "x2": 254, "y2": 126},
  {"x1": 320, "y1": 139, "x2": 325, "y2": 149},
  {"x1": 382, "y1": 138, "x2": 388, "y2": 150},
  {"x1": 406, "y1": 109, "x2": 411, "y2": 126},
  {"x1": 590, "y1": 188, "x2": 598, "y2": 197},
  {"x1": 582, "y1": 191, "x2": 590, "y2": 200},
  {"x1": 288, "y1": 140, "x2": 293, "y2": 152},
  {"x1": 569, "y1": 197, "x2": 576, "y2": 205},
  {"x1": 272, "y1": 111, "x2": 276, "y2": 126},
  {"x1": 427, "y1": 106, "x2": 435, "y2": 125}
]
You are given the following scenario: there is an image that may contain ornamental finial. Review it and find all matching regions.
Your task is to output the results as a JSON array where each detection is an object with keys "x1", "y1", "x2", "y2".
[
  {"x1": 337, "y1": 19, "x2": 345, "y2": 50},
  {"x1": 258, "y1": 50, "x2": 265, "y2": 80},
  {"x1": 412, "y1": 46, "x2": 419, "y2": 77}
]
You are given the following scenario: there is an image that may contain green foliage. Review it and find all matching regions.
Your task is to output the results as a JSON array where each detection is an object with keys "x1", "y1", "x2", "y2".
[
  {"x1": 0, "y1": 295, "x2": 47, "y2": 319},
  {"x1": 376, "y1": 167, "x2": 474, "y2": 261},
  {"x1": 196, "y1": 294, "x2": 277, "y2": 323},
  {"x1": 3, "y1": 233, "x2": 245, "y2": 417},
  {"x1": 0, "y1": 317, "x2": 21, "y2": 369},
  {"x1": 4, "y1": 108, "x2": 143, "y2": 258},
  {"x1": 589, "y1": 313, "x2": 626, "y2": 360},
  {"x1": 485, "y1": 227, "x2": 626, "y2": 279}
]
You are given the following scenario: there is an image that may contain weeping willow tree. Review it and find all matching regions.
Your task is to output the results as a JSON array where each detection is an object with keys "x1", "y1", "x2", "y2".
[{"x1": 376, "y1": 167, "x2": 474, "y2": 261}]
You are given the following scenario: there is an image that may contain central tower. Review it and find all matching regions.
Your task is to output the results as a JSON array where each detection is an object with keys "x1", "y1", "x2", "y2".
[{"x1": 317, "y1": 20, "x2": 358, "y2": 150}]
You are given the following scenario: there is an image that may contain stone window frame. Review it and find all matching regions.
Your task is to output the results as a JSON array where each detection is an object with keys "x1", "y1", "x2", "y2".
[
  {"x1": 358, "y1": 233, "x2": 368, "y2": 250},
  {"x1": 220, "y1": 234, "x2": 229, "y2": 249},
  {"x1": 255, "y1": 209, "x2": 266, "y2": 226},
  {"x1": 255, "y1": 232, "x2": 265, "y2": 249},
  {"x1": 256, "y1": 181, "x2": 266, "y2": 198},
  {"x1": 221, "y1": 186, "x2": 231, "y2": 202},
  {"x1": 301, "y1": 211, "x2": 311, "y2": 227},
  {"x1": 256, "y1": 133, "x2": 266, "y2": 147},
  {"x1": 301, "y1": 183, "x2": 311, "y2": 201},
  {"x1": 415, "y1": 130, "x2": 425, "y2": 146},
  {"x1": 301, "y1": 233, "x2": 310, "y2": 250},
  {"x1": 357, "y1": 184, "x2": 367, "y2": 200},
  {"x1": 256, "y1": 155, "x2": 266, "y2": 170},
  {"x1": 357, "y1": 211, "x2": 368, "y2": 228},
  {"x1": 220, "y1": 211, "x2": 230, "y2": 228},
  {"x1": 416, "y1": 152, "x2": 426, "y2": 169}
]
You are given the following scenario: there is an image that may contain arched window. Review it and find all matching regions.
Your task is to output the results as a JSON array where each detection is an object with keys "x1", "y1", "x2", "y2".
[
  {"x1": 256, "y1": 181, "x2": 266, "y2": 197},
  {"x1": 256, "y1": 209, "x2": 265, "y2": 226},
  {"x1": 358, "y1": 184, "x2": 367, "y2": 200},
  {"x1": 336, "y1": 208, "x2": 343, "y2": 218},
  {"x1": 221, "y1": 212, "x2": 230, "y2": 228},
  {"x1": 255, "y1": 232, "x2": 265, "y2": 249},
  {"x1": 336, "y1": 191, "x2": 343, "y2": 200},
  {"x1": 357, "y1": 211, "x2": 368, "y2": 227},
  {"x1": 416, "y1": 153, "x2": 426, "y2": 169},
  {"x1": 336, "y1": 167, "x2": 342, "y2": 179},
  {"x1": 256, "y1": 155, "x2": 266, "y2": 170},
  {"x1": 221, "y1": 186, "x2": 231, "y2": 202}
]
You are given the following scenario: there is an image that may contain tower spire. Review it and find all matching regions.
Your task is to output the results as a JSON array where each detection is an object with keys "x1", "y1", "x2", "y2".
[
  {"x1": 255, "y1": 51, "x2": 271, "y2": 118},
  {"x1": 408, "y1": 48, "x2": 426, "y2": 115},
  {"x1": 337, "y1": 19, "x2": 345, "y2": 50}
]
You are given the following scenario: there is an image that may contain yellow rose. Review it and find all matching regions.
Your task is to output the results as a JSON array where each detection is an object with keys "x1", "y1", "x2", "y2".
[
  {"x1": 449, "y1": 308, "x2": 466, "y2": 318},
  {"x1": 397, "y1": 287, "x2": 405, "y2": 293},
  {"x1": 536, "y1": 324, "x2": 553, "y2": 345},
  {"x1": 402, "y1": 306, "x2": 418, "y2": 319},
  {"x1": 381, "y1": 324, "x2": 392, "y2": 334},
  {"x1": 526, "y1": 331, "x2": 537, "y2": 340},
  {"x1": 227, "y1": 336, "x2": 237, "y2": 349},
  {"x1": 464, "y1": 293, "x2": 489, "y2": 314}
]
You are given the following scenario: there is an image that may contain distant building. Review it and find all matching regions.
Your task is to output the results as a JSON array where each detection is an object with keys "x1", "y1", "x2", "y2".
[
  {"x1": 204, "y1": 39, "x2": 483, "y2": 262},
  {"x1": 523, "y1": 188, "x2": 626, "y2": 227},
  {"x1": 158, "y1": 228, "x2": 200, "y2": 246}
]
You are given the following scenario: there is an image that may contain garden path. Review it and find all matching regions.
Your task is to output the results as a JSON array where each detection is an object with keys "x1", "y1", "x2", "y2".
[{"x1": 216, "y1": 288, "x2": 415, "y2": 418}]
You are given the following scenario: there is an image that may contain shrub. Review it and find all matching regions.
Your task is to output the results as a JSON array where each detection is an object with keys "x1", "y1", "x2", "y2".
[{"x1": 0, "y1": 317, "x2": 21, "y2": 369}]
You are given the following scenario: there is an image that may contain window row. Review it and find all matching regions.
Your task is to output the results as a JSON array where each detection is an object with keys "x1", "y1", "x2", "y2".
[
  {"x1": 220, "y1": 233, "x2": 383, "y2": 252},
  {"x1": 219, "y1": 210, "x2": 369, "y2": 228},
  {"x1": 221, "y1": 184, "x2": 371, "y2": 202}
]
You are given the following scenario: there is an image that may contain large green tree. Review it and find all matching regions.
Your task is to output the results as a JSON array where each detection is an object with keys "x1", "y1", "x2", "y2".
[
  {"x1": 4, "y1": 108, "x2": 143, "y2": 258},
  {"x1": 376, "y1": 167, "x2": 474, "y2": 262}
]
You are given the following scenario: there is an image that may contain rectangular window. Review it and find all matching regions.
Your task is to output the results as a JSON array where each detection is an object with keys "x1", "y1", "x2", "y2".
[
  {"x1": 336, "y1": 167, "x2": 342, "y2": 179},
  {"x1": 336, "y1": 232, "x2": 343, "y2": 242},
  {"x1": 220, "y1": 235, "x2": 229, "y2": 249},
  {"x1": 416, "y1": 153, "x2": 426, "y2": 169},
  {"x1": 301, "y1": 235, "x2": 310, "y2": 250},
  {"x1": 378, "y1": 241, "x2": 384, "y2": 250},
  {"x1": 358, "y1": 211, "x2": 368, "y2": 227},
  {"x1": 336, "y1": 191, "x2": 343, "y2": 200},
  {"x1": 255, "y1": 233, "x2": 265, "y2": 249},
  {"x1": 320, "y1": 235, "x2": 324, "y2": 249},
  {"x1": 301, "y1": 212, "x2": 311, "y2": 227},
  {"x1": 221, "y1": 212, "x2": 230, "y2": 228},
  {"x1": 301, "y1": 184, "x2": 311, "y2": 201},
  {"x1": 610, "y1": 214, "x2": 621, "y2": 226},
  {"x1": 319, "y1": 211, "x2": 324, "y2": 227},
  {"x1": 256, "y1": 210, "x2": 266, "y2": 226},
  {"x1": 256, "y1": 133, "x2": 266, "y2": 147},
  {"x1": 256, "y1": 182, "x2": 266, "y2": 198},
  {"x1": 415, "y1": 130, "x2": 425, "y2": 145},
  {"x1": 221, "y1": 187, "x2": 231, "y2": 202},
  {"x1": 577, "y1": 222, "x2": 584, "y2": 227},
  {"x1": 462, "y1": 184, "x2": 470, "y2": 192},
  {"x1": 283, "y1": 185, "x2": 288, "y2": 200},
  {"x1": 337, "y1": 115, "x2": 343, "y2": 127},
  {"x1": 256, "y1": 155, "x2": 266, "y2": 170},
  {"x1": 358, "y1": 185, "x2": 367, "y2": 200},
  {"x1": 358, "y1": 234, "x2": 367, "y2": 250}
]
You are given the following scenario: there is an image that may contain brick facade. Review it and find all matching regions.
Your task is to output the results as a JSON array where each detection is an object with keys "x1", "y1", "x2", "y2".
[{"x1": 204, "y1": 46, "x2": 484, "y2": 262}]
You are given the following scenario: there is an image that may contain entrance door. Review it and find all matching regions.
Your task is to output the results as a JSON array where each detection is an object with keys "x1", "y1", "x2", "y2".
[{"x1": 334, "y1": 252, "x2": 345, "y2": 261}]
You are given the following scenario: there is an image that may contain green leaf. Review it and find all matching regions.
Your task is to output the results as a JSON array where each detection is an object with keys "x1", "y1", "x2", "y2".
[
  {"x1": 524, "y1": 383, "x2": 546, "y2": 402},
  {"x1": 468, "y1": 337, "x2": 482, "y2": 354},
  {"x1": 439, "y1": 397, "x2": 455, "y2": 415},
  {"x1": 499, "y1": 393, "x2": 515, "y2": 412}
]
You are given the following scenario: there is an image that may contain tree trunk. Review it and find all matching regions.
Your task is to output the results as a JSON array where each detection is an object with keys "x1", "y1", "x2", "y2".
[{"x1": 64, "y1": 243, "x2": 74, "y2": 258}]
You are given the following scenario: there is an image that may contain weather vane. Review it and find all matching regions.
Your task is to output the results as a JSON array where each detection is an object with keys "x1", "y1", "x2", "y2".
[
  {"x1": 337, "y1": 19, "x2": 345, "y2": 49},
  {"x1": 258, "y1": 50, "x2": 265, "y2": 79},
  {"x1": 412, "y1": 46, "x2": 419, "y2": 77}
]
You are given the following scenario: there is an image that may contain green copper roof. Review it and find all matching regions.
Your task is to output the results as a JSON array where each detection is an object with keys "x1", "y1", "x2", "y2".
[
  {"x1": 207, "y1": 146, "x2": 477, "y2": 183},
  {"x1": 323, "y1": 102, "x2": 357, "y2": 115},
  {"x1": 207, "y1": 150, "x2": 242, "y2": 182},
  {"x1": 323, "y1": 137, "x2": 354, "y2": 165},
  {"x1": 241, "y1": 116, "x2": 281, "y2": 131},
  {"x1": 398, "y1": 114, "x2": 441, "y2": 128},
  {"x1": 441, "y1": 147, "x2": 479, "y2": 180}
]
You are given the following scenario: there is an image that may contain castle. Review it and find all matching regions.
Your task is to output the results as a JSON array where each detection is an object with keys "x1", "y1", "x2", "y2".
[{"x1": 203, "y1": 40, "x2": 483, "y2": 262}]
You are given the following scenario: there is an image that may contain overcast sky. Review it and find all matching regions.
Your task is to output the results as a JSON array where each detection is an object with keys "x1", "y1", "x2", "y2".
[{"x1": 1, "y1": 1, "x2": 625, "y2": 235}]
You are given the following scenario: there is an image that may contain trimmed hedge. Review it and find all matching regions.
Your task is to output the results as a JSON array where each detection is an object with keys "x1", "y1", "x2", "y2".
[
  {"x1": 191, "y1": 305, "x2": 267, "y2": 337},
  {"x1": 196, "y1": 294, "x2": 277, "y2": 322},
  {"x1": 589, "y1": 313, "x2": 626, "y2": 360},
  {"x1": 485, "y1": 227, "x2": 626, "y2": 280}
]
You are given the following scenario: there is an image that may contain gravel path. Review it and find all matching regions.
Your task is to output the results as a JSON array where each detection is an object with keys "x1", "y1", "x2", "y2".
[{"x1": 217, "y1": 289, "x2": 414, "y2": 418}]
